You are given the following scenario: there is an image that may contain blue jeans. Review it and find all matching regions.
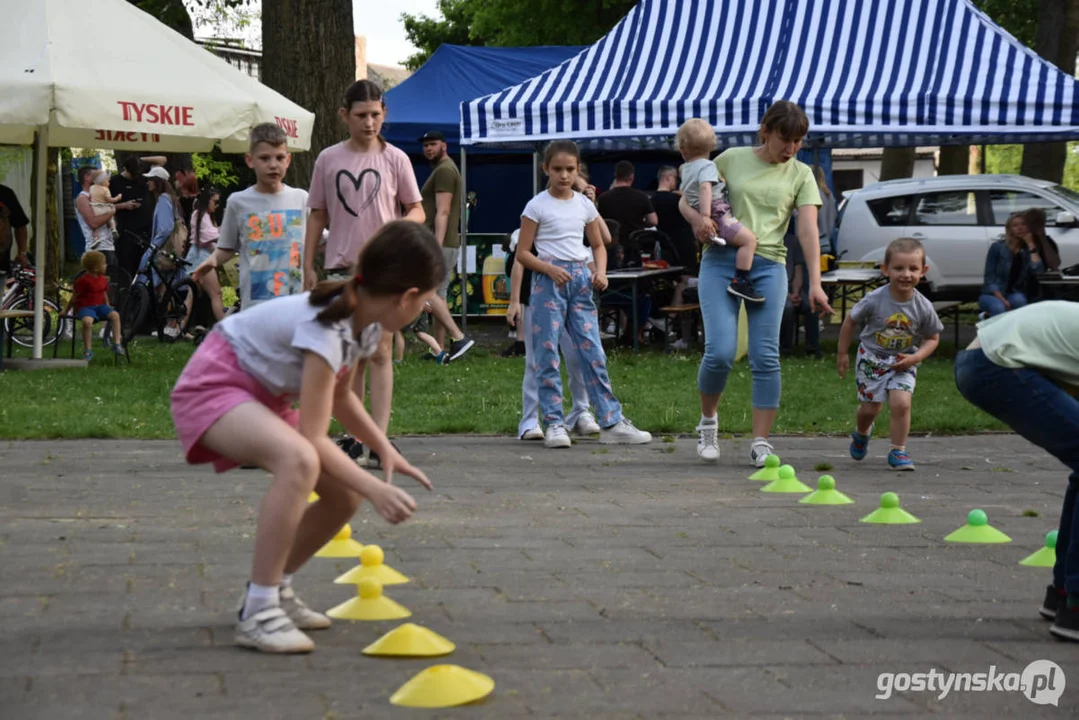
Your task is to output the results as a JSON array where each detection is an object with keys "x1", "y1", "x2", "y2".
[
  {"x1": 518, "y1": 304, "x2": 590, "y2": 437},
  {"x1": 955, "y1": 349, "x2": 1079, "y2": 593},
  {"x1": 531, "y1": 261, "x2": 622, "y2": 429},
  {"x1": 978, "y1": 292, "x2": 1027, "y2": 317},
  {"x1": 697, "y1": 247, "x2": 788, "y2": 408}
]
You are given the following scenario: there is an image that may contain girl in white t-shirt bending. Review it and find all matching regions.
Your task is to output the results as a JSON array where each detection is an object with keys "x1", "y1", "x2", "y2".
[
  {"x1": 170, "y1": 220, "x2": 439, "y2": 655},
  {"x1": 514, "y1": 140, "x2": 652, "y2": 449}
]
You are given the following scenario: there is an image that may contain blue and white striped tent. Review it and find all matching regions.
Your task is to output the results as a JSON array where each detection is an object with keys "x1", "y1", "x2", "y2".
[{"x1": 460, "y1": 0, "x2": 1079, "y2": 149}]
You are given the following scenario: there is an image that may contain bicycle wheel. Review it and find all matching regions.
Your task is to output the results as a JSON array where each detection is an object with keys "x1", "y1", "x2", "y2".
[
  {"x1": 4, "y1": 295, "x2": 61, "y2": 348},
  {"x1": 159, "y1": 279, "x2": 199, "y2": 342},
  {"x1": 120, "y1": 283, "x2": 151, "y2": 344}
]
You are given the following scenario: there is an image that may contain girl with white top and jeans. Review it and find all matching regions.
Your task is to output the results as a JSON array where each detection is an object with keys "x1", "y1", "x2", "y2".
[{"x1": 513, "y1": 140, "x2": 651, "y2": 449}]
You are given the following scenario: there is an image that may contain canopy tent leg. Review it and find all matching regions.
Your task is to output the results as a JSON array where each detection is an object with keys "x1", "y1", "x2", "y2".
[
  {"x1": 533, "y1": 145, "x2": 540, "y2": 195},
  {"x1": 32, "y1": 124, "x2": 49, "y2": 359},
  {"x1": 459, "y1": 147, "x2": 467, "y2": 332}
]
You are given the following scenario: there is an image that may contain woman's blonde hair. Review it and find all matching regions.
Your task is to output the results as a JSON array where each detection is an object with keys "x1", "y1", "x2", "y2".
[
  {"x1": 676, "y1": 118, "x2": 717, "y2": 157},
  {"x1": 1003, "y1": 212, "x2": 1027, "y2": 252},
  {"x1": 813, "y1": 165, "x2": 831, "y2": 198}
]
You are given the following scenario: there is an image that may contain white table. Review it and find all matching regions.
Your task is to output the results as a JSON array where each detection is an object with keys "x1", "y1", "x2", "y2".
[
  {"x1": 820, "y1": 268, "x2": 886, "y2": 320},
  {"x1": 1037, "y1": 274, "x2": 1079, "y2": 301},
  {"x1": 603, "y1": 266, "x2": 686, "y2": 353}
]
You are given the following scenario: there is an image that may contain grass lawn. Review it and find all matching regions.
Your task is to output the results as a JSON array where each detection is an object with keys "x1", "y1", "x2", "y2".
[{"x1": 0, "y1": 336, "x2": 1004, "y2": 439}]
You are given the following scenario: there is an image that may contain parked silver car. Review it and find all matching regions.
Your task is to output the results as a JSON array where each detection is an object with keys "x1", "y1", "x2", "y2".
[{"x1": 835, "y1": 174, "x2": 1079, "y2": 300}]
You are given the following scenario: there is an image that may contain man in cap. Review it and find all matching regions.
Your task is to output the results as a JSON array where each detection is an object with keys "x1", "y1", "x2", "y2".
[{"x1": 418, "y1": 129, "x2": 473, "y2": 362}]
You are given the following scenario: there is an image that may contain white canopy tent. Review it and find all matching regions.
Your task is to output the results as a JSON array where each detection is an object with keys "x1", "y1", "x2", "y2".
[{"x1": 0, "y1": 0, "x2": 315, "y2": 357}]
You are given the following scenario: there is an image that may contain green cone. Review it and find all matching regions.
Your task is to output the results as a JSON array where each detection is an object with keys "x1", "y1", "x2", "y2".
[
  {"x1": 760, "y1": 464, "x2": 811, "y2": 494},
  {"x1": 1019, "y1": 530, "x2": 1058, "y2": 567},
  {"x1": 799, "y1": 475, "x2": 854, "y2": 505},
  {"x1": 860, "y1": 492, "x2": 920, "y2": 524},
  {"x1": 749, "y1": 454, "x2": 781, "y2": 481},
  {"x1": 944, "y1": 509, "x2": 1012, "y2": 543}
]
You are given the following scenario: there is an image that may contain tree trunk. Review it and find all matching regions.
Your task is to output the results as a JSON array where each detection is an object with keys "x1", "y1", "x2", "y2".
[
  {"x1": 880, "y1": 148, "x2": 916, "y2": 181},
  {"x1": 1019, "y1": 0, "x2": 1079, "y2": 182},
  {"x1": 262, "y1": 0, "x2": 354, "y2": 189},
  {"x1": 937, "y1": 145, "x2": 969, "y2": 175}
]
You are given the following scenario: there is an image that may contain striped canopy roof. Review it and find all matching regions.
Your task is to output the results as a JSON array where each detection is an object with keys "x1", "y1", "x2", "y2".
[{"x1": 460, "y1": 0, "x2": 1079, "y2": 148}]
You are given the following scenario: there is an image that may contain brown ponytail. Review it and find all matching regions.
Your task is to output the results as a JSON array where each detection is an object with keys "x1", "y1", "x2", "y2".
[
  {"x1": 310, "y1": 220, "x2": 446, "y2": 323},
  {"x1": 342, "y1": 80, "x2": 388, "y2": 149}
]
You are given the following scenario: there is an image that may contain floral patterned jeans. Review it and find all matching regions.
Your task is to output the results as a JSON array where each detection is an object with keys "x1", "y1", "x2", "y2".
[{"x1": 530, "y1": 260, "x2": 623, "y2": 429}]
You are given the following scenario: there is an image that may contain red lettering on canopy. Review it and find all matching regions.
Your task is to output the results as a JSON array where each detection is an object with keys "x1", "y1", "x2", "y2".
[
  {"x1": 274, "y1": 117, "x2": 299, "y2": 139},
  {"x1": 92, "y1": 129, "x2": 163, "y2": 144},
  {"x1": 115, "y1": 102, "x2": 195, "y2": 127}
]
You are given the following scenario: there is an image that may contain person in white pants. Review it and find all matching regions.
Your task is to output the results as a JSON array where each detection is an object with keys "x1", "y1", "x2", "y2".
[{"x1": 506, "y1": 230, "x2": 599, "y2": 441}]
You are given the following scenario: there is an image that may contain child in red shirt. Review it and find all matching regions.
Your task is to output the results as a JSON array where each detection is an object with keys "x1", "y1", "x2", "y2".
[{"x1": 64, "y1": 250, "x2": 124, "y2": 361}]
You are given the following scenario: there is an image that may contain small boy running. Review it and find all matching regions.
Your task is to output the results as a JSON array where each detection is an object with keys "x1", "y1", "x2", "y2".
[
  {"x1": 837, "y1": 237, "x2": 943, "y2": 470},
  {"x1": 192, "y1": 123, "x2": 307, "y2": 309}
]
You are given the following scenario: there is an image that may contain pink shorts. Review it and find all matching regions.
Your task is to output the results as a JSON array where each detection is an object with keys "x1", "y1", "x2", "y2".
[
  {"x1": 170, "y1": 330, "x2": 298, "y2": 473},
  {"x1": 710, "y1": 197, "x2": 744, "y2": 243}
]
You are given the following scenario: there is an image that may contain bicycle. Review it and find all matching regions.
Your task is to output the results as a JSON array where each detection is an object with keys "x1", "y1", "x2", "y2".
[
  {"x1": 1, "y1": 264, "x2": 63, "y2": 348},
  {"x1": 119, "y1": 234, "x2": 199, "y2": 344}
]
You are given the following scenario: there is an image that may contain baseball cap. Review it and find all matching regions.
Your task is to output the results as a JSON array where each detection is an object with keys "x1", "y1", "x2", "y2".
[
  {"x1": 143, "y1": 166, "x2": 170, "y2": 181},
  {"x1": 418, "y1": 130, "x2": 446, "y2": 143}
]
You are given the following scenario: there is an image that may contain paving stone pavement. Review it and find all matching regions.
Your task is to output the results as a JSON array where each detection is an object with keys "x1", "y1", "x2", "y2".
[{"x1": 2, "y1": 434, "x2": 1078, "y2": 719}]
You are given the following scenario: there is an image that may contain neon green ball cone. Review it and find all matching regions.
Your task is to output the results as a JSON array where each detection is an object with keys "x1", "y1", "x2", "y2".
[
  {"x1": 799, "y1": 475, "x2": 854, "y2": 505},
  {"x1": 944, "y1": 509, "x2": 1012, "y2": 543},
  {"x1": 1019, "y1": 530, "x2": 1058, "y2": 567},
  {"x1": 860, "y1": 492, "x2": 920, "y2": 524},
  {"x1": 748, "y1": 454, "x2": 781, "y2": 481},
  {"x1": 760, "y1": 464, "x2": 812, "y2": 494}
]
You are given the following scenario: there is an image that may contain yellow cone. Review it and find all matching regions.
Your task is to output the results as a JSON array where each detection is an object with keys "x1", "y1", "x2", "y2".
[
  {"x1": 748, "y1": 454, "x2": 781, "y2": 481},
  {"x1": 363, "y1": 623, "x2": 455, "y2": 657},
  {"x1": 314, "y1": 523, "x2": 364, "y2": 558},
  {"x1": 390, "y1": 665, "x2": 494, "y2": 708},
  {"x1": 326, "y1": 577, "x2": 411, "y2": 621},
  {"x1": 334, "y1": 544, "x2": 409, "y2": 585}
]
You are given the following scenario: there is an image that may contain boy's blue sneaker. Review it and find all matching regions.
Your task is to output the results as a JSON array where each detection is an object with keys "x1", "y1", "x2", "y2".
[
  {"x1": 436, "y1": 350, "x2": 450, "y2": 365},
  {"x1": 81, "y1": 349, "x2": 93, "y2": 362},
  {"x1": 888, "y1": 448, "x2": 915, "y2": 471},
  {"x1": 849, "y1": 427, "x2": 871, "y2": 461}
]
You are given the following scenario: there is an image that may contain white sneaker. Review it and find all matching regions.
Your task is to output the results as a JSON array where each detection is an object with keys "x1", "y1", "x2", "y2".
[
  {"x1": 544, "y1": 425, "x2": 572, "y2": 448},
  {"x1": 520, "y1": 426, "x2": 544, "y2": 441},
  {"x1": 696, "y1": 422, "x2": 719, "y2": 462},
  {"x1": 235, "y1": 606, "x2": 314, "y2": 653},
  {"x1": 573, "y1": 413, "x2": 601, "y2": 436},
  {"x1": 749, "y1": 438, "x2": 774, "y2": 468},
  {"x1": 599, "y1": 418, "x2": 652, "y2": 445},
  {"x1": 279, "y1": 586, "x2": 332, "y2": 630},
  {"x1": 672, "y1": 339, "x2": 689, "y2": 351}
]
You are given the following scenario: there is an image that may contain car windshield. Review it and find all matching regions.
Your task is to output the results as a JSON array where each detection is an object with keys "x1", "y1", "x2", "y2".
[{"x1": 1048, "y1": 184, "x2": 1079, "y2": 206}]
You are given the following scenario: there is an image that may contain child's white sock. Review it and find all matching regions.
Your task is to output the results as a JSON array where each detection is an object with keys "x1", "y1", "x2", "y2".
[
  {"x1": 280, "y1": 573, "x2": 294, "y2": 590},
  {"x1": 699, "y1": 413, "x2": 717, "y2": 426},
  {"x1": 241, "y1": 582, "x2": 279, "y2": 620}
]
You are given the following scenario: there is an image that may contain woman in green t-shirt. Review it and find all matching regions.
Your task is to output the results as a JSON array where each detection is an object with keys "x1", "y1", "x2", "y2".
[{"x1": 680, "y1": 101, "x2": 833, "y2": 468}]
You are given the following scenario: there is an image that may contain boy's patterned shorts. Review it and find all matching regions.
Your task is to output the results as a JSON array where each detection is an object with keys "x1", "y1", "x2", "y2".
[{"x1": 855, "y1": 344, "x2": 917, "y2": 403}]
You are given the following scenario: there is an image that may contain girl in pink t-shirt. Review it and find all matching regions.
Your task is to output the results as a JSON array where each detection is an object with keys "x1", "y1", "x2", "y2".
[{"x1": 304, "y1": 79, "x2": 424, "y2": 453}]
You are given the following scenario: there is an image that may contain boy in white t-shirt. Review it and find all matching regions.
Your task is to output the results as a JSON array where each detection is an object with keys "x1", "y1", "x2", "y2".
[{"x1": 192, "y1": 123, "x2": 307, "y2": 309}]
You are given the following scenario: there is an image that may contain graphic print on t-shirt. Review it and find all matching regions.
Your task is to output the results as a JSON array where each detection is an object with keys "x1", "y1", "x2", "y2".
[
  {"x1": 874, "y1": 312, "x2": 915, "y2": 352},
  {"x1": 245, "y1": 209, "x2": 304, "y2": 303},
  {"x1": 335, "y1": 169, "x2": 381, "y2": 217}
]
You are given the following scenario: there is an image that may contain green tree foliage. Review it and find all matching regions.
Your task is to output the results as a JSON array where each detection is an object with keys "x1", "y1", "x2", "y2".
[
  {"x1": 401, "y1": 0, "x2": 637, "y2": 69},
  {"x1": 973, "y1": 0, "x2": 1039, "y2": 47}
]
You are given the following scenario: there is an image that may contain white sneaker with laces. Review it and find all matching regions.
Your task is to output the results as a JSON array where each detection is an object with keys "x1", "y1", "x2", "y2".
[
  {"x1": 520, "y1": 426, "x2": 544, "y2": 441},
  {"x1": 235, "y1": 606, "x2": 314, "y2": 653},
  {"x1": 574, "y1": 413, "x2": 601, "y2": 436},
  {"x1": 696, "y1": 422, "x2": 719, "y2": 462},
  {"x1": 279, "y1": 586, "x2": 332, "y2": 630},
  {"x1": 749, "y1": 438, "x2": 774, "y2": 468},
  {"x1": 599, "y1": 418, "x2": 652, "y2": 445},
  {"x1": 544, "y1": 425, "x2": 572, "y2": 448},
  {"x1": 672, "y1": 339, "x2": 689, "y2": 351}
]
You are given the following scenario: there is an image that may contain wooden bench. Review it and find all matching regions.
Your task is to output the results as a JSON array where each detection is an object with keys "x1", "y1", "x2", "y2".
[
  {"x1": 932, "y1": 301, "x2": 962, "y2": 347},
  {"x1": 658, "y1": 304, "x2": 701, "y2": 352}
]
